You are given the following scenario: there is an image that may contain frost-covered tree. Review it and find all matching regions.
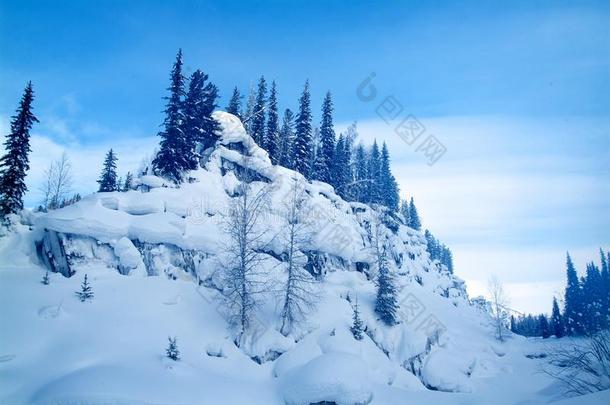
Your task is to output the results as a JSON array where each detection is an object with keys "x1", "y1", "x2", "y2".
[
  {"x1": 166, "y1": 336, "x2": 180, "y2": 361},
  {"x1": 600, "y1": 248, "x2": 610, "y2": 330},
  {"x1": 488, "y1": 275, "x2": 509, "y2": 341},
  {"x1": 41, "y1": 271, "x2": 50, "y2": 285},
  {"x1": 367, "y1": 140, "x2": 381, "y2": 203},
  {"x1": 408, "y1": 197, "x2": 422, "y2": 230},
  {"x1": 351, "y1": 297, "x2": 365, "y2": 340},
  {"x1": 0, "y1": 82, "x2": 38, "y2": 217},
  {"x1": 40, "y1": 152, "x2": 73, "y2": 210},
  {"x1": 353, "y1": 144, "x2": 368, "y2": 203},
  {"x1": 551, "y1": 296, "x2": 565, "y2": 338},
  {"x1": 400, "y1": 199, "x2": 411, "y2": 226},
  {"x1": 75, "y1": 274, "x2": 94, "y2": 302},
  {"x1": 243, "y1": 82, "x2": 256, "y2": 134},
  {"x1": 279, "y1": 177, "x2": 317, "y2": 335},
  {"x1": 265, "y1": 81, "x2": 280, "y2": 163},
  {"x1": 371, "y1": 219, "x2": 398, "y2": 326},
  {"x1": 250, "y1": 76, "x2": 267, "y2": 146},
  {"x1": 539, "y1": 314, "x2": 551, "y2": 338},
  {"x1": 278, "y1": 109, "x2": 295, "y2": 168},
  {"x1": 380, "y1": 142, "x2": 399, "y2": 210},
  {"x1": 564, "y1": 253, "x2": 583, "y2": 335},
  {"x1": 226, "y1": 86, "x2": 242, "y2": 119},
  {"x1": 97, "y1": 149, "x2": 118, "y2": 192},
  {"x1": 293, "y1": 80, "x2": 313, "y2": 177},
  {"x1": 583, "y1": 262, "x2": 604, "y2": 333},
  {"x1": 221, "y1": 162, "x2": 271, "y2": 343},
  {"x1": 313, "y1": 91, "x2": 335, "y2": 183},
  {"x1": 122, "y1": 171, "x2": 133, "y2": 192},
  {"x1": 152, "y1": 49, "x2": 190, "y2": 183},
  {"x1": 182, "y1": 69, "x2": 220, "y2": 168}
]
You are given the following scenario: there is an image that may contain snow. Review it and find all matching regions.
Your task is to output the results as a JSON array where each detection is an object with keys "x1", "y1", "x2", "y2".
[{"x1": 0, "y1": 111, "x2": 606, "y2": 404}]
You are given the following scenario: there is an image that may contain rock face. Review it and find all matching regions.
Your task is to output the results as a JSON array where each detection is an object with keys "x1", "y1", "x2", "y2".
[{"x1": 31, "y1": 111, "x2": 491, "y2": 396}]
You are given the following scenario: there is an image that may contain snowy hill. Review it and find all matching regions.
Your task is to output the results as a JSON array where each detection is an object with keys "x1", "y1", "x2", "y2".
[{"x1": 2, "y1": 112, "x2": 607, "y2": 404}]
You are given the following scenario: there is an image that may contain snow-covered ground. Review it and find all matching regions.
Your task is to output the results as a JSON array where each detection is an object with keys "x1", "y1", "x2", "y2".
[{"x1": 1, "y1": 112, "x2": 608, "y2": 404}]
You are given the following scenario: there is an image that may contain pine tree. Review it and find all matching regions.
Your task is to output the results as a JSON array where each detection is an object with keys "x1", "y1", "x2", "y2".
[
  {"x1": 368, "y1": 141, "x2": 381, "y2": 203},
  {"x1": 226, "y1": 86, "x2": 242, "y2": 119},
  {"x1": 75, "y1": 274, "x2": 94, "y2": 302},
  {"x1": 293, "y1": 80, "x2": 313, "y2": 177},
  {"x1": 41, "y1": 271, "x2": 50, "y2": 285},
  {"x1": 0, "y1": 82, "x2": 38, "y2": 217},
  {"x1": 379, "y1": 142, "x2": 399, "y2": 210},
  {"x1": 408, "y1": 197, "x2": 422, "y2": 230},
  {"x1": 265, "y1": 81, "x2": 280, "y2": 163},
  {"x1": 564, "y1": 253, "x2": 582, "y2": 335},
  {"x1": 166, "y1": 336, "x2": 180, "y2": 361},
  {"x1": 330, "y1": 134, "x2": 346, "y2": 192},
  {"x1": 250, "y1": 76, "x2": 267, "y2": 146},
  {"x1": 538, "y1": 314, "x2": 550, "y2": 338},
  {"x1": 278, "y1": 109, "x2": 295, "y2": 168},
  {"x1": 354, "y1": 144, "x2": 368, "y2": 203},
  {"x1": 152, "y1": 49, "x2": 190, "y2": 183},
  {"x1": 375, "y1": 253, "x2": 399, "y2": 326},
  {"x1": 351, "y1": 297, "x2": 364, "y2": 340},
  {"x1": 583, "y1": 262, "x2": 603, "y2": 333},
  {"x1": 314, "y1": 92, "x2": 335, "y2": 184},
  {"x1": 97, "y1": 149, "x2": 118, "y2": 192},
  {"x1": 551, "y1": 296, "x2": 564, "y2": 338},
  {"x1": 122, "y1": 172, "x2": 133, "y2": 192},
  {"x1": 600, "y1": 248, "x2": 610, "y2": 330}
]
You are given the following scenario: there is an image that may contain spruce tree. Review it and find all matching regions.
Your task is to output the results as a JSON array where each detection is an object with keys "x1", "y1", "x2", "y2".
[
  {"x1": 583, "y1": 262, "x2": 603, "y2": 333},
  {"x1": 152, "y1": 49, "x2": 189, "y2": 183},
  {"x1": 408, "y1": 197, "x2": 422, "y2": 230},
  {"x1": 243, "y1": 82, "x2": 256, "y2": 134},
  {"x1": 375, "y1": 253, "x2": 399, "y2": 326},
  {"x1": 166, "y1": 336, "x2": 180, "y2": 361},
  {"x1": 250, "y1": 76, "x2": 267, "y2": 146},
  {"x1": 600, "y1": 248, "x2": 610, "y2": 329},
  {"x1": 278, "y1": 109, "x2": 295, "y2": 168},
  {"x1": 564, "y1": 253, "x2": 582, "y2": 335},
  {"x1": 315, "y1": 91, "x2": 335, "y2": 184},
  {"x1": 330, "y1": 134, "x2": 346, "y2": 192},
  {"x1": 75, "y1": 274, "x2": 94, "y2": 302},
  {"x1": 97, "y1": 149, "x2": 118, "y2": 192},
  {"x1": 293, "y1": 81, "x2": 313, "y2": 177},
  {"x1": 226, "y1": 86, "x2": 242, "y2": 119},
  {"x1": 368, "y1": 141, "x2": 381, "y2": 203},
  {"x1": 351, "y1": 297, "x2": 364, "y2": 340},
  {"x1": 265, "y1": 81, "x2": 280, "y2": 163},
  {"x1": 538, "y1": 314, "x2": 550, "y2": 338},
  {"x1": 0, "y1": 82, "x2": 38, "y2": 217},
  {"x1": 379, "y1": 142, "x2": 399, "y2": 210},
  {"x1": 354, "y1": 144, "x2": 368, "y2": 203},
  {"x1": 551, "y1": 296, "x2": 564, "y2": 338},
  {"x1": 122, "y1": 172, "x2": 133, "y2": 192}
]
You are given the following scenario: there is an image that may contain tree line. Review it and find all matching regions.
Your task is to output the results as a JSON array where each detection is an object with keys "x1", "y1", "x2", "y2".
[{"x1": 511, "y1": 249, "x2": 610, "y2": 338}]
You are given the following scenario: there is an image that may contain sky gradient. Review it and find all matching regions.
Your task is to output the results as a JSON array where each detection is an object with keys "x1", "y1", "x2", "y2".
[{"x1": 1, "y1": 0, "x2": 609, "y2": 313}]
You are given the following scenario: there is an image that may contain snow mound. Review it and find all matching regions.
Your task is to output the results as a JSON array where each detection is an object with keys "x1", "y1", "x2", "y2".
[{"x1": 282, "y1": 352, "x2": 373, "y2": 405}]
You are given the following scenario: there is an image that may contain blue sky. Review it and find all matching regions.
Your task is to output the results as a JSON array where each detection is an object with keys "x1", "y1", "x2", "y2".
[{"x1": 1, "y1": 0, "x2": 609, "y2": 312}]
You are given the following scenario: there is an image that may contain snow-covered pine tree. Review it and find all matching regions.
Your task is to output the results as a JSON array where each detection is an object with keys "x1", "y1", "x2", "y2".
[
  {"x1": 583, "y1": 262, "x2": 603, "y2": 333},
  {"x1": 367, "y1": 140, "x2": 381, "y2": 204},
  {"x1": 564, "y1": 253, "x2": 583, "y2": 335},
  {"x1": 226, "y1": 86, "x2": 242, "y2": 119},
  {"x1": 551, "y1": 296, "x2": 564, "y2": 338},
  {"x1": 341, "y1": 131, "x2": 354, "y2": 201},
  {"x1": 293, "y1": 80, "x2": 313, "y2": 177},
  {"x1": 152, "y1": 49, "x2": 190, "y2": 183},
  {"x1": 243, "y1": 82, "x2": 256, "y2": 135},
  {"x1": 351, "y1": 297, "x2": 364, "y2": 340},
  {"x1": 314, "y1": 91, "x2": 335, "y2": 184},
  {"x1": 0, "y1": 82, "x2": 38, "y2": 218},
  {"x1": 600, "y1": 248, "x2": 610, "y2": 330},
  {"x1": 380, "y1": 142, "x2": 399, "y2": 210},
  {"x1": 97, "y1": 149, "x2": 118, "y2": 192},
  {"x1": 250, "y1": 76, "x2": 267, "y2": 146},
  {"x1": 122, "y1": 171, "x2": 133, "y2": 192},
  {"x1": 400, "y1": 199, "x2": 411, "y2": 226},
  {"x1": 200, "y1": 78, "x2": 221, "y2": 151},
  {"x1": 331, "y1": 134, "x2": 347, "y2": 195},
  {"x1": 75, "y1": 274, "x2": 94, "y2": 302},
  {"x1": 278, "y1": 109, "x2": 295, "y2": 169},
  {"x1": 375, "y1": 253, "x2": 399, "y2": 326},
  {"x1": 354, "y1": 144, "x2": 368, "y2": 203},
  {"x1": 182, "y1": 70, "x2": 206, "y2": 170},
  {"x1": 41, "y1": 271, "x2": 50, "y2": 285},
  {"x1": 265, "y1": 81, "x2": 280, "y2": 164},
  {"x1": 408, "y1": 197, "x2": 422, "y2": 230},
  {"x1": 538, "y1": 314, "x2": 550, "y2": 338},
  {"x1": 279, "y1": 177, "x2": 317, "y2": 336},
  {"x1": 166, "y1": 336, "x2": 180, "y2": 361}
]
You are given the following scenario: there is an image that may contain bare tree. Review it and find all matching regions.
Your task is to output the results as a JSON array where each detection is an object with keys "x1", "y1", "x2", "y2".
[
  {"x1": 488, "y1": 275, "x2": 510, "y2": 341},
  {"x1": 544, "y1": 331, "x2": 610, "y2": 396},
  {"x1": 220, "y1": 160, "x2": 271, "y2": 344},
  {"x1": 40, "y1": 152, "x2": 73, "y2": 210},
  {"x1": 279, "y1": 176, "x2": 318, "y2": 336}
]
